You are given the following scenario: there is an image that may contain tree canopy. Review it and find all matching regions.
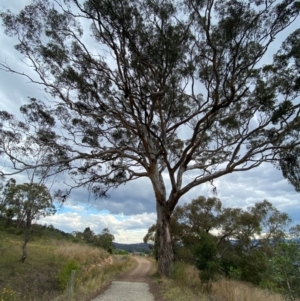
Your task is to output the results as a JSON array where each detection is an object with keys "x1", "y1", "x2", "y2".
[
  {"x1": 145, "y1": 196, "x2": 291, "y2": 257},
  {"x1": 72, "y1": 227, "x2": 115, "y2": 253},
  {"x1": 0, "y1": 0, "x2": 299, "y2": 276},
  {"x1": 145, "y1": 196, "x2": 295, "y2": 289},
  {"x1": 0, "y1": 179, "x2": 55, "y2": 225},
  {"x1": 0, "y1": 178, "x2": 56, "y2": 262}
]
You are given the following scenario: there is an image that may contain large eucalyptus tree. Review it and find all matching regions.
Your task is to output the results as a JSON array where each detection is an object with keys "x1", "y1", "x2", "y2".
[{"x1": 0, "y1": 0, "x2": 300, "y2": 276}]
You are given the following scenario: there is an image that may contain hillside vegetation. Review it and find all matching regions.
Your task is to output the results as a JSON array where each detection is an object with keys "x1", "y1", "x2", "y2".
[
  {"x1": 0, "y1": 220, "x2": 135, "y2": 301},
  {"x1": 0, "y1": 215, "x2": 298, "y2": 301},
  {"x1": 146, "y1": 196, "x2": 300, "y2": 301},
  {"x1": 161, "y1": 262, "x2": 289, "y2": 301}
]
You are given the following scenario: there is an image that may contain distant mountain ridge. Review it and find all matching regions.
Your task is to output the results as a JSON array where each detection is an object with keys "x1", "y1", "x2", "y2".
[{"x1": 113, "y1": 242, "x2": 152, "y2": 253}]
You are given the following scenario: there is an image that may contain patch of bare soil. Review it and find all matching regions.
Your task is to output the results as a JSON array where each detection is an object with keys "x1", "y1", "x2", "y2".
[{"x1": 116, "y1": 256, "x2": 166, "y2": 301}]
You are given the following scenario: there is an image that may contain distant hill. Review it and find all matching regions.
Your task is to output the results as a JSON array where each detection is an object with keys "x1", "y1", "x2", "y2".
[
  {"x1": 113, "y1": 242, "x2": 152, "y2": 253},
  {"x1": 0, "y1": 216, "x2": 153, "y2": 253}
]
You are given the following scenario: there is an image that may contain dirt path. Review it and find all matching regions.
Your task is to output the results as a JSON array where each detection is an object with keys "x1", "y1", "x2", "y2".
[
  {"x1": 90, "y1": 256, "x2": 165, "y2": 301},
  {"x1": 117, "y1": 256, "x2": 153, "y2": 282}
]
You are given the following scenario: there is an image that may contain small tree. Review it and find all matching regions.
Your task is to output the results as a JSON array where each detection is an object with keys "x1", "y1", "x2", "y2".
[
  {"x1": 94, "y1": 228, "x2": 115, "y2": 253},
  {"x1": 1, "y1": 180, "x2": 56, "y2": 262},
  {"x1": 1, "y1": 0, "x2": 300, "y2": 275},
  {"x1": 82, "y1": 227, "x2": 95, "y2": 244},
  {"x1": 263, "y1": 240, "x2": 300, "y2": 300},
  {"x1": 261, "y1": 225, "x2": 300, "y2": 299},
  {"x1": 194, "y1": 231, "x2": 219, "y2": 286}
]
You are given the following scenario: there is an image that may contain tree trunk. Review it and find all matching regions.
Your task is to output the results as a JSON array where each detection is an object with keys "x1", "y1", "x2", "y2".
[
  {"x1": 156, "y1": 201, "x2": 174, "y2": 277},
  {"x1": 21, "y1": 239, "x2": 28, "y2": 263},
  {"x1": 20, "y1": 212, "x2": 31, "y2": 263}
]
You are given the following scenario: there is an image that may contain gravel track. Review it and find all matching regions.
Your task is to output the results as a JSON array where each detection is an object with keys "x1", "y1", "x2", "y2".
[
  {"x1": 90, "y1": 257, "x2": 164, "y2": 301},
  {"x1": 90, "y1": 281, "x2": 154, "y2": 301}
]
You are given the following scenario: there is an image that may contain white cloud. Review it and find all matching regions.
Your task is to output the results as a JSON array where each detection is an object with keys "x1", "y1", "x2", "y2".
[{"x1": 39, "y1": 211, "x2": 157, "y2": 243}]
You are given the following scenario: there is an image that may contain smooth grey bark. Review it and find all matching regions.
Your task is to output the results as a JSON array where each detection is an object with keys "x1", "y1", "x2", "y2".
[{"x1": 156, "y1": 201, "x2": 173, "y2": 277}]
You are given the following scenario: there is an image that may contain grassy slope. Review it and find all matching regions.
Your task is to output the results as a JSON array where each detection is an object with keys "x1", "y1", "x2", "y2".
[{"x1": 0, "y1": 227, "x2": 135, "y2": 301}]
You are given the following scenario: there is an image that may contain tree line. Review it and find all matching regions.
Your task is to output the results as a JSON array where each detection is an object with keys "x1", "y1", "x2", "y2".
[
  {"x1": 72, "y1": 226, "x2": 115, "y2": 253},
  {"x1": 0, "y1": 178, "x2": 114, "y2": 260},
  {"x1": 144, "y1": 196, "x2": 300, "y2": 300}
]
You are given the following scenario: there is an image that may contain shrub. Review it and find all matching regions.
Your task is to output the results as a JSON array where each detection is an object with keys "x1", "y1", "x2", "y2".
[
  {"x1": 57, "y1": 259, "x2": 79, "y2": 290},
  {"x1": 5, "y1": 228, "x2": 17, "y2": 235},
  {"x1": 194, "y1": 231, "x2": 219, "y2": 284}
]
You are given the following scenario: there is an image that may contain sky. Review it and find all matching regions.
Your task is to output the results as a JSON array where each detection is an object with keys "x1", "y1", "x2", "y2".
[{"x1": 0, "y1": 0, "x2": 299, "y2": 243}]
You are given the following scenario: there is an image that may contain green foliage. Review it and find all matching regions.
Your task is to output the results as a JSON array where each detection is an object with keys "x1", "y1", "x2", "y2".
[
  {"x1": 174, "y1": 244, "x2": 193, "y2": 263},
  {"x1": 113, "y1": 249, "x2": 129, "y2": 255},
  {"x1": 72, "y1": 227, "x2": 115, "y2": 253},
  {"x1": 194, "y1": 232, "x2": 219, "y2": 283},
  {"x1": 146, "y1": 195, "x2": 294, "y2": 291},
  {"x1": 0, "y1": 179, "x2": 56, "y2": 224},
  {"x1": 3, "y1": 227, "x2": 23, "y2": 236},
  {"x1": 0, "y1": 216, "x2": 73, "y2": 241},
  {"x1": 0, "y1": 179, "x2": 56, "y2": 262},
  {"x1": 82, "y1": 227, "x2": 95, "y2": 244},
  {"x1": 239, "y1": 250, "x2": 268, "y2": 285},
  {"x1": 171, "y1": 262, "x2": 187, "y2": 285},
  {"x1": 143, "y1": 224, "x2": 158, "y2": 259},
  {"x1": 279, "y1": 147, "x2": 300, "y2": 193},
  {"x1": 94, "y1": 228, "x2": 115, "y2": 253},
  {"x1": 174, "y1": 196, "x2": 222, "y2": 234},
  {"x1": 261, "y1": 241, "x2": 300, "y2": 300},
  {"x1": 0, "y1": 179, "x2": 16, "y2": 220},
  {"x1": 57, "y1": 259, "x2": 79, "y2": 290},
  {"x1": 5, "y1": 227, "x2": 19, "y2": 235}
]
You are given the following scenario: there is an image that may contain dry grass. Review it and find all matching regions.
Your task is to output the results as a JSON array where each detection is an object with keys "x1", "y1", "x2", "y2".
[
  {"x1": 160, "y1": 262, "x2": 207, "y2": 301},
  {"x1": 160, "y1": 262, "x2": 287, "y2": 301},
  {"x1": 0, "y1": 234, "x2": 135, "y2": 301},
  {"x1": 53, "y1": 240, "x2": 108, "y2": 264},
  {"x1": 53, "y1": 254, "x2": 136, "y2": 301},
  {"x1": 210, "y1": 278, "x2": 285, "y2": 301}
]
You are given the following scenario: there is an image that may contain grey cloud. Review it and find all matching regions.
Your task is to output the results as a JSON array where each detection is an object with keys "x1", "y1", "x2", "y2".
[
  {"x1": 174, "y1": 163, "x2": 299, "y2": 225},
  {"x1": 60, "y1": 178, "x2": 156, "y2": 215}
]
